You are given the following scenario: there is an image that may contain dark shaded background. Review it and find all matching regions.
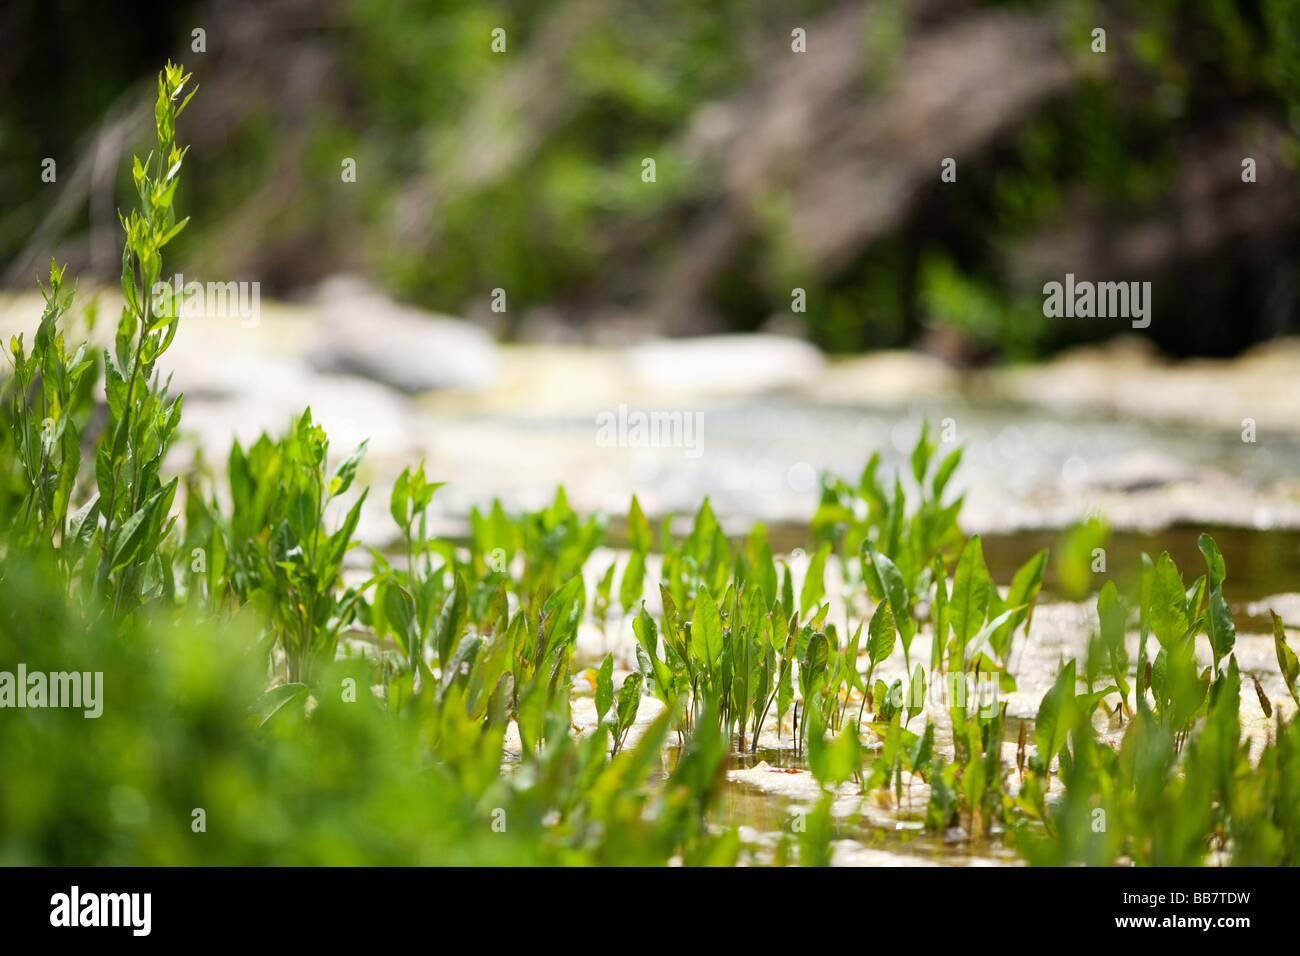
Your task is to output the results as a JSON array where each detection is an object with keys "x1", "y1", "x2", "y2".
[{"x1": 3, "y1": 0, "x2": 1299, "y2": 359}]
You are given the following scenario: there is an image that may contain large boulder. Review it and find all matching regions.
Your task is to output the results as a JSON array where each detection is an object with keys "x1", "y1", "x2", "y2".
[{"x1": 308, "y1": 275, "x2": 500, "y2": 393}]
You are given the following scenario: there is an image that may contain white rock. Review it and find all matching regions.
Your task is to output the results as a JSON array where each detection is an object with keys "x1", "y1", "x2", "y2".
[
  {"x1": 309, "y1": 275, "x2": 500, "y2": 393},
  {"x1": 624, "y1": 334, "x2": 824, "y2": 396},
  {"x1": 1076, "y1": 449, "x2": 1196, "y2": 491}
]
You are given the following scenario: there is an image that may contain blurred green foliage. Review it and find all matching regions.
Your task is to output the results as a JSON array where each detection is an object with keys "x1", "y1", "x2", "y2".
[
  {"x1": 0, "y1": 66, "x2": 742, "y2": 867},
  {"x1": 5, "y1": 1, "x2": 1300, "y2": 866},
  {"x1": 342, "y1": 0, "x2": 1300, "y2": 353},
  {"x1": 339, "y1": 0, "x2": 838, "y2": 325},
  {"x1": 4, "y1": 0, "x2": 1298, "y2": 356}
]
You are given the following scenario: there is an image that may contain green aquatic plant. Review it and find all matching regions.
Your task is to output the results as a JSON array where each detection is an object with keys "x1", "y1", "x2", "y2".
[
  {"x1": 1014, "y1": 537, "x2": 1300, "y2": 866},
  {"x1": 4, "y1": 64, "x2": 196, "y2": 620},
  {"x1": 0, "y1": 64, "x2": 741, "y2": 868},
  {"x1": 4, "y1": 63, "x2": 1300, "y2": 868},
  {"x1": 813, "y1": 420, "x2": 964, "y2": 606}
]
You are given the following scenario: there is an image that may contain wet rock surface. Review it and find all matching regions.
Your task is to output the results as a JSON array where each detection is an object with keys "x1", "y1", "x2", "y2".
[
  {"x1": 308, "y1": 275, "x2": 501, "y2": 393},
  {"x1": 623, "y1": 334, "x2": 826, "y2": 396},
  {"x1": 3, "y1": 290, "x2": 1299, "y2": 544}
]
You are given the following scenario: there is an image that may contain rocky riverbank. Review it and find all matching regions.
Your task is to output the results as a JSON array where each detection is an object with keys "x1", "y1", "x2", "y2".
[{"x1": 3, "y1": 282, "x2": 1299, "y2": 549}]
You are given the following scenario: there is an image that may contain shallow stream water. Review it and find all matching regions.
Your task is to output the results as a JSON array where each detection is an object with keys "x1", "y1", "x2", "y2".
[{"x1": 651, "y1": 524, "x2": 1300, "y2": 866}]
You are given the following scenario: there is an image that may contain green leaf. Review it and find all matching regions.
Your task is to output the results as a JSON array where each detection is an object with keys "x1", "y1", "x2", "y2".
[
  {"x1": 1164, "y1": 640, "x2": 1207, "y2": 730},
  {"x1": 616, "y1": 672, "x2": 643, "y2": 735},
  {"x1": 1149, "y1": 552, "x2": 1189, "y2": 649},
  {"x1": 691, "y1": 584, "x2": 724, "y2": 676},
  {"x1": 323, "y1": 490, "x2": 367, "y2": 574},
  {"x1": 633, "y1": 607, "x2": 674, "y2": 699},
  {"x1": 595, "y1": 653, "x2": 614, "y2": 723},
  {"x1": 1097, "y1": 581, "x2": 1130, "y2": 699},
  {"x1": 435, "y1": 573, "x2": 469, "y2": 666},
  {"x1": 801, "y1": 631, "x2": 830, "y2": 703},
  {"x1": 595, "y1": 560, "x2": 616, "y2": 609},
  {"x1": 108, "y1": 480, "x2": 175, "y2": 575},
  {"x1": 800, "y1": 543, "x2": 831, "y2": 618},
  {"x1": 250, "y1": 683, "x2": 310, "y2": 729},
  {"x1": 329, "y1": 440, "x2": 368, "y2": 498},
  {"x1": 780, "y1": 563, "x2": 794, "y2": 622},
  {"x1": 540, "y1": 575, "x2": 585, "y2": 659},
  {"x1": 65, "y1": 495, "x2": 100, "y2": 567},
  {"x1": 1197, "y1": 533, "x2": 1226, "y2": 593},
  {"x1": 748, "y1": 525, "x2": 779, "y2": 609},
  {"x1": 619, "y1": 549, "x2": 646, "y2": 613},
  {"x1": 437, "y1": 632, "x2": 482, "y2": 702},
  {"x1": 907, "y1": 663, "x2": 926, "y2": 722},
  {"x1": 930, "y1": 556, "x2": 949, "y2": 671},
  {"x1": 157, "y1": 215, "x2": 189, "y2": 248},
  {"x1": 383, "y1": 583, "x2": 416, "y2": 658},
  {"x1": 989, "y1": 549, "x2": 1047, "y2": 661},
  {"x1": 932, "y1": 447, "x2": 963, "y2": 499},
  {"x1": 1272, "y1": 611, "x2": 1300, "y2": 708},
  {"x1": 864, "y1": 542, "x2": 913, "y2": 658},
  {"x1": 1035, "y1": 660, "x2": 1076, "y2": 769},
  {"x1": 626, "y1": 495, "x2": 652, "y2": 552},
  {"x1": 962, "y1": 605, "x2": 1025, "y2": 666},
  {"x1": 1204, "y1": 590, "x2": 1235, "y2": 671},
  {"x1": 819, "y1": 723, "x2": 861, "y2": 787},
  {"x1": 909, "y1": 721, "x2": 935, "y2": 775},
  {"x1": 866, "y1": 599, "x2": 896, "y2": 669},
  {"x1": 910, "y1": 420, "x2": 933, "y2": 486},
  {"x1": 389, "y1": 467, "x2": 411, "y2": 528},
  {"x1": 515, "y1": 674, "x2": 548, "y2": 753},
  {"x1": 949, "y1": 535, "x2": 989, "y2": 654}
]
